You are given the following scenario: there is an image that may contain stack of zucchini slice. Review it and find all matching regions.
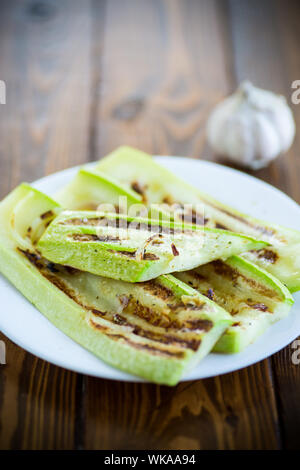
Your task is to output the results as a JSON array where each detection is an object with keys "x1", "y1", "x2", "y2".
[{"x1": 0, "y1": 146, "x2": 297, "y2": 385}]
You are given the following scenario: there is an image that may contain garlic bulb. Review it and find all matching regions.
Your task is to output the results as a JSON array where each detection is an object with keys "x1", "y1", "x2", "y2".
[{"x1": 206, "y1": 81, "x2": 295, "y2": 170}]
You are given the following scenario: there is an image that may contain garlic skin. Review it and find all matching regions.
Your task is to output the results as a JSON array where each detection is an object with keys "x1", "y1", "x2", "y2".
[{"x1": 206, "y1": 81, "x2": 296, "y2": 170}]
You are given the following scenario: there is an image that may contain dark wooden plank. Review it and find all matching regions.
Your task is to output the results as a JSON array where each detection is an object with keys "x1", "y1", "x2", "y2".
[
  {"x1": 85, "y1": 0, "x2": 280, "y2": 450},
  {"x1": 0, "y1": 0, "x2": 96, "y2": 449},
  {"x1": 269, "y1": 0, "x2": 300, "y2": 450},
  {"x1": 0, "y1": 0, "x2": 93, "y2": 198},
  {"x1": 274, "y1": 0, "x2": 300, "y2": 206},
  {"x1": 228, "y1": 0, "x2": 300, "y2": 450},
  {"x1": 227, "y1": 0, "x2": 296, "y2": 197},
  {"x1": 0, "y1": 332, "x2": 82, "y2": 449},
  {"x1": 85, "y1": 362, "x2": 279, "y2": 450}
]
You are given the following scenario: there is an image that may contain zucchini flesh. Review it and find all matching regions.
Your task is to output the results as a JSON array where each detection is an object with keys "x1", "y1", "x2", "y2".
[
  {"x1": 95, "y1": 146, "x2": 300, "y2": 291},
  {"x1": 55, "y1": 168, "x2": 142, "y2": 211},
  {"x1": 176, "y1": 255, "x2": 293, "y2": 353},
  {"x1": 37, "y1": 210, "x2": 267, "y2": 282},
  {"x1": 55, "y1": 167, "x2": 167, "y2": 220},
  {"x1": 0, "y1": 184, "x2": 232, "y2": 385}
]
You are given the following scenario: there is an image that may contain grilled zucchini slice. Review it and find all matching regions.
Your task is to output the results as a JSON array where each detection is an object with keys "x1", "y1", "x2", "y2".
[
  {"x1": 37, "y1": 210, "x2": 267, "y2": 282},
  {"x1": 176, "y1": 255, "x2": 293, "y2": 352}
]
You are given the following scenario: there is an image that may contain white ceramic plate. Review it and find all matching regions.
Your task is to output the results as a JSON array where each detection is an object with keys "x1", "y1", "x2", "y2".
[{"x1": 1, "y1": 157, "x2": 300, "y2": 382}]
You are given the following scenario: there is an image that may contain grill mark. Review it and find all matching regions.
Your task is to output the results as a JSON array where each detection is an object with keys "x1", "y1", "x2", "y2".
[
  {"x1": 60, "y1": 217, "x2": 103, "y2": 226},
  {"x1": 187, "y1": 262, "x2": 278, "y2": 310},
  {"x1": 137, "y1": 329, "x2": 200, "y2": 351},
  {"x1": 210, "y1": 260, "x2": 277, "y2": 297},
  {"x1": 143, "y1": 252, "x2": 160, "y2": 260},
  {"x1": 202, "y1": 199, "x2": 275, "y2": 236},
  {"x1": 42, "y1": 272, "x2": 81, "y2": 302},
  {"x1": 152, "y1": 238, "x2": 163, "y2": 245},
  {"x1": 125, "y1": 298, "x2": 172, "y2": 328},
  {"x1": 91, "y1": 308, "x2": 106, "y2": 316},
  {"x1": 64, "y1": 265, "x2": 81, "y2": 275},
  {"x1": 178, "y1": 211, "x2": 208, "y2": 226},
  {"x1": 211, "y1": 260, "x2": 239, "y2": 282},
  {"x1": 17, "y1": 248, "x2": 44, "y2": 269},
  {"x1": 230, "y1": 309, "x2": 239, "y2": 316},
  {"x1": 167, "y1": 302, "x2": 205, "y2": 311},
  {"x1": 140, "y1": 280, "x2": 175, "y2": 300},
  {"x1": 185, "y1": 319, "x2": 213, "y2": 331},
  {"x1": 60, "y1": 217, "x2": 191, "y2": 235},
  {"x1": 88, "y1": 320, "x2": 108, "y2": 332},
  {"x1": 72, "y1": 233, "x2": 101, "y2": 242},
  {"x1": 46, "y1": 262, "x2": 60, "y2": 273},
  {"x1": 124, "y1": 297, "x2": 212, "y2": 332},
  {"x1": 70, "y1": 235, "x2": 139, "y2": 257},
  {"x1": 18, "y1": 248, "x2": 92, "y2": 306},
  {"x1": 113, "y1": 314, "x2": 201, "y2": 351},
  {"x1": 171, "y1": 243, "x2": 179, "y2": 256},
  {"x1": 215, "y1": 223, "x2": 229, "y2": 230},
  {"x1": 248, "y1": 302, "x2": 269, "y2": 312},
  {"x1": 188, "y1": 271, "x2": 206, "y2": 281},
  {"x1": 40, "y1": 210, "x2": 54, "y2": 220},
  {"x1": 72, "y1": 233, "x2": 124, "y2": 243},
  {"x1": 89, "y1": 320, "x2": 184, "y2": 358},
  {"x1": 108, "y1": 249, "x2": 137, "y2": 258},
  {"x1": 162, "y1": 195, "x2": 175, "y2": 205},
  {"x1": 254, "y1": 248, "x2": 278, "y2": 264},
  {"x1": 94, "y1": 235, "x2": 121, "y2": 242},
  {"x1": 131, "y1": 181, "x2": 147, "y2": 201},
  {"x1": 113, "y1": 337, "x2": 185, "y2": 358}
]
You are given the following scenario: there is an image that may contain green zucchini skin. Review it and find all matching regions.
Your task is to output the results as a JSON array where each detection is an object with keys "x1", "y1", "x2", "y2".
[
  {"x1": 0, "y1": 184, "x2": 232, "y2": 385},
  {"x1": 95, "y1": 146, "x2": 300, "y2": 292},
  {"x1": 37, "y1": 210, "x2": 267, "y2": 282},
  {"x1": 176, "y1": 255, "x2": 293, "y2": 353}
]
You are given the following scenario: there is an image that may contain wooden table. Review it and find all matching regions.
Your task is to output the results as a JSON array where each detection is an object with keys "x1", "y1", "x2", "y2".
[{"x1": 0, "y1": 0, "x2": 300, "y2": 450}]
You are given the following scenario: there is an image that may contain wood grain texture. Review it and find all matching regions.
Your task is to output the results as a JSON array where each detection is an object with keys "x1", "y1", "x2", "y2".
[
  {"x1": 227, "y1": 0, "x2": 294, "y2": 196},
  {"x1": 268, "y1": 0, "x2": 300, "y2": 450},
  {"x1": 0, "y1": 333, "x2": 81, "y2": 449},
  {"x1": 0, "y1": 0, "x2": 299, "y2": 450},
  {"x1": 95, "y1": 0, "x2": 230, "y2": 157},
  {"x1": 0, "y1": 0, "x2": 93, "y2": 199},
  {"x1": 85, "y1": 362, "x2": 280, "y2": 450}
]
